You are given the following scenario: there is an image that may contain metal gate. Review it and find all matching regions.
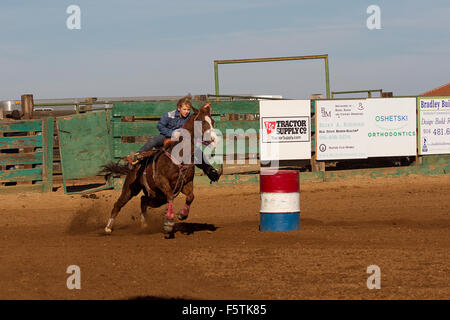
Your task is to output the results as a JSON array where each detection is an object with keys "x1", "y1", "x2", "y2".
[{"x1": 57, "y1": 111, "x2": 113, "y2": 194}]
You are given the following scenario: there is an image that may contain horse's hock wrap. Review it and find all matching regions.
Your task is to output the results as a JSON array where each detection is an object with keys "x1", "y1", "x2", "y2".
[{"x1": 259, "y1": 170, "x2": 300, "y2": 232}]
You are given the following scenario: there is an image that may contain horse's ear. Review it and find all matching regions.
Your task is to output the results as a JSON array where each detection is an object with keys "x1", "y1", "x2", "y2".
[
  {"x1": 200, "y1": 103, "x2": 211, "y2": 115},
  {"x1": 192, "y1": 106, "x2": 199, "y2": 114}
]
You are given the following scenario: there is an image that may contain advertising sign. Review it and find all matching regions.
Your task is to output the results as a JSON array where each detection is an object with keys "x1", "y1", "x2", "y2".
[
  {"x1": 259, "y1": 100, "x2": 311, "y2": 161},
  {"x1": 316, "y1": 99, "x2": 367, "y2": 160},
  {"x1": 366, "y1": 98, "x2": 417, "y2": 157},
  {"x1": 418, "y1": 96, "x2": 450, "y2": 155}
]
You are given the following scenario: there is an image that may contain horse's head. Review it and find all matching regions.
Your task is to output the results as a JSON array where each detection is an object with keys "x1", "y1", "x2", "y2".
[{"x1": 191, "y1": 103, "x2": 219, "y2": 147}]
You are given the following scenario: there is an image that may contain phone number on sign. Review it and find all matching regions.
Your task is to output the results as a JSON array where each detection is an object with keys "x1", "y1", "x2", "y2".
[{"x1": 432, "y1": 128, "x2": 450, "y2": 135}]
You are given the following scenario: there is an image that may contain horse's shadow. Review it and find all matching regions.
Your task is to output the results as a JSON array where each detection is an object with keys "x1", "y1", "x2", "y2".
[{"x1": 173, "y1": 222, "x2": 218, "y2": 235}]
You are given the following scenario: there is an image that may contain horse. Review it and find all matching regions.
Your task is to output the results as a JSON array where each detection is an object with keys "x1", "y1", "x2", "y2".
[{"x1": 100, "y1": 103, "x2": 221, "y2": 236}]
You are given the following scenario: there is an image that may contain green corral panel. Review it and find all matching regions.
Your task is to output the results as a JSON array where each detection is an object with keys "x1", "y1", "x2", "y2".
[
  {"x1": 112, "y1": 121, "x2": 160, "y2": 137},
  {"x1": 113, "y1": 100, "x2": 259, "y2": 117},
  {"x1": 0, "y1": 120, "x2": 42, "y2": 132},
  {"x1": 57, "y1": 111, "x2": 113, "y2": 180},
  {"x1": 112, "y1": 120, "x2": 264, "y2": 138},
  {"x1": 0, "y1": 167, "x2": 42, "y2": 182},
  {"x1": 0, "y1": 152, "x2": 43, "y2": 165},
  {"x1": 0, "y1": 136, "x2": 42, "y2": 149}
]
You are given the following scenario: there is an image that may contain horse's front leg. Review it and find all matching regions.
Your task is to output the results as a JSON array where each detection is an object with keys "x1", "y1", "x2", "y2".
[
  {"x1": 177, "y1": 180, "x2": 194, "y2": 221},
  {"x1": 156, "y1": 175, "x2": 176, "y2": 235}
]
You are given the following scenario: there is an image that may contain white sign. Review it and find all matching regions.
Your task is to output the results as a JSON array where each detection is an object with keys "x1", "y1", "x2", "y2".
[
  {"x1": 316, "y1": 99, "x2": 367, "y2": 160},
  {"x1": 366, "y1": 98, "x2": 417, "y2": 157},
  {"x1": 418, "y1": 97, "x2": 450, "y2": 155},
  {"x1": 259, "y1": 100, "x2": 311, "y2": 161}
]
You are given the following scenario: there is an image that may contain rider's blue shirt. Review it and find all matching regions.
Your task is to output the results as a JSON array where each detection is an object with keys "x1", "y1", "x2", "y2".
[{"x1": 157, "y1": 109, "x2": 191, "y2": 137}]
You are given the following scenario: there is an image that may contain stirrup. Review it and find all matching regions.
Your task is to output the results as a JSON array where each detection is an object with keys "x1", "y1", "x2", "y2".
[{"x1": 127, "y1": 152, "x2": 142, "y2": 165}]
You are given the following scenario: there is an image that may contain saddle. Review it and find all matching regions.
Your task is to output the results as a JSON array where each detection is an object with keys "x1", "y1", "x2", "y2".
[
  {"x1": 125, "y1": 139, "x2": 186, "y2": 198},
  {"x1": 126, "y1": 138, "x2": 172, "y2": 165}
]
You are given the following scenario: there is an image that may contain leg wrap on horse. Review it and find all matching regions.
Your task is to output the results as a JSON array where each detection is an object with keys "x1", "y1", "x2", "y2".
[
  {"x1": 163, "y1": 203, "x2": 176, "y2": 234},
  {"x1": 166, "y1": 202, "x2": 174, "y2": 220},
  {"x1": 177, "y1": 204, "x2": 190, "y2": 221}
]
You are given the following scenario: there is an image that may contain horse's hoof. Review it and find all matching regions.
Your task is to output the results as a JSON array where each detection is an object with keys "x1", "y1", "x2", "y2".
[
  {"x1": 163, "y1": 218, "x2": 175, "y2": 234},
  {"x1": 104, "y1": 227, "x2": 112, "y2": 234},
  {"x1": 176, "y1": 210, "x2": 188, "y2": 221},
  {"x1": 140, "y1": 215, "x2": 148, "y2": 229},
  {"x1": 164, "y1": 233, "x2": 175, "y2": 239}
]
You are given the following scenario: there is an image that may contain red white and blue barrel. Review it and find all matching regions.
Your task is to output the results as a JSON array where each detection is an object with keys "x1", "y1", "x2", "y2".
[{"x1": 260, "y1": 170, "x2": 300, "y2": 232}]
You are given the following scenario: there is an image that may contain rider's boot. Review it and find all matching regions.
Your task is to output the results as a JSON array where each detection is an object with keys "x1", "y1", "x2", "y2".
[
  {"x1": 202, "y1": 164, "x2": 220, "y2": 182},
  {"x1": 127, "y1": 152, "x2": 144, "y2": 166}
]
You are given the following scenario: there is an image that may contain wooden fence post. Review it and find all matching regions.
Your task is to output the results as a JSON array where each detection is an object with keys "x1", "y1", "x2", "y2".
[
  {"x1": 42, "y1": 117, "x2": 54, "y2": 192},
  {"x1": 21, "y1": 94, "x2": 34, "y2": 119},
  {"x1": 83, "y1": 97, "x2": 96, "y2": 112},
  {"x1": 21, "y1": 94, "x2": 35, "y2": 184}
]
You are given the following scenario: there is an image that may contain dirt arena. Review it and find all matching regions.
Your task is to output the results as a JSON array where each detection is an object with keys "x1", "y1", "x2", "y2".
[{"x1": 0, "y1": 174, "x2": 449, "y2": 300}]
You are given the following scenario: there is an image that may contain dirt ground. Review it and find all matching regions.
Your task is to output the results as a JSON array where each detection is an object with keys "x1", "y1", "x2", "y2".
[{"x1": 0, "y1": 174, "x2": 449, "y2": 300}]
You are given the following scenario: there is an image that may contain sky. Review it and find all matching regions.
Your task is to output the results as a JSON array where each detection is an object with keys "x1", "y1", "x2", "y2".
[{"x1": 0, "y1": 0, "x2": 449, "y2": 100}]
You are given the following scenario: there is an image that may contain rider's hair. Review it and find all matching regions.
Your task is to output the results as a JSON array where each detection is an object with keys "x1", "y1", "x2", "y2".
[{"x1": 177, "y1": 94, "x2": 193, "y2": 109}]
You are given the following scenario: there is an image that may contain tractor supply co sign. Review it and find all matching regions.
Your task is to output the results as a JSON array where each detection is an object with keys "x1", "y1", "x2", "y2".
[
  {"x1": 316, "y1": 99, "x2": 367, "y2": 160},
  {"x1": 366, "y1": 98, "x2": 417, "y2": 157},
  {"x1": 260, "y1": 100, "x2": 311, "y2": 161},
  {"x1": 418, "y1": 97, "x2": 450, "y2": 155}
]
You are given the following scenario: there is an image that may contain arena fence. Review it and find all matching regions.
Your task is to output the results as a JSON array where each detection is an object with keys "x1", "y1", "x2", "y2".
[
  {"x1": 111, "y1": 99, "x2": 263, "y2": 167},
  {"x1": 0, "y1": 118, "x2": 54, "y2": 193},
  {"x1": 1, "y1": 96, "x2": 449, "y2": 193}
]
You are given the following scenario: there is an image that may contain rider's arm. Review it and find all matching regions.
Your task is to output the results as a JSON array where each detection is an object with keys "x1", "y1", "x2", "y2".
[{"x1": 157, "y1": 112, "x2": 173, "y2": 137}]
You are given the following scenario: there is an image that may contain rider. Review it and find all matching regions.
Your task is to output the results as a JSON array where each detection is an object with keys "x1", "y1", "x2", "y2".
[{"x1": 128, "y1": 95, "x2": 220, "y2": 182}]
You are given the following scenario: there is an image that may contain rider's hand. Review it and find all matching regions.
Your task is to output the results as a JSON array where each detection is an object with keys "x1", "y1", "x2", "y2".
[{"x1": 171, "y1": 130, "x2": 181, "y2": 141}]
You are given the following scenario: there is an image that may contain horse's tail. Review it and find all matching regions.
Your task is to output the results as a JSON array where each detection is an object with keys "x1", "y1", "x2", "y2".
[{"x1": 99, "y1": 161, "x2": 131, "y2": 181}]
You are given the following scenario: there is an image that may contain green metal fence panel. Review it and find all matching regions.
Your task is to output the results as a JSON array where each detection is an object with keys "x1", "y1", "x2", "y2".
[
  {"x1": 112, "y1": 121, "x2": 159, "y2": 137},
  {"x1": 113, "y1": 101, "x2": 179, "y2": 117},
  {"x1": 0, "y1": 152, "x2": 43, "y2": 165},
  {"x1": 209, "y1": 101, "x2": 259, "y2": 114},
  {"x1": 215, "y1": 120, "x2": 259, "y2": 132},
  {"x1": 0, "y1": 120, "x2": 42, "y2": 132},
  {"x1": 0, "y1": 136, "x2": 42, "y2": 149},
  {"x1": 112, "y1": 120, "x2": 266, "y2": 138},
  {"x1": 0, "y1": 119, "x2": 51, "y2": 192},
  {"x1": 0, "y1": 167, "x2": 42, "y2": 182},
  {"x1": 113, "y1": 100, "x2": 260, "y2": 117},
  {"x1": 113, "y1": 141, "x2": 145, "y2": 159},
  {"x1": 57, "y1": 111, "x2": 113, "y2": 181}
]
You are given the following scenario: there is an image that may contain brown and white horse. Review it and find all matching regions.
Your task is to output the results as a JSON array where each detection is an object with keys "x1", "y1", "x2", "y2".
[{"x1": 100, "y1": 103, "x2": 220, "y2": 236}]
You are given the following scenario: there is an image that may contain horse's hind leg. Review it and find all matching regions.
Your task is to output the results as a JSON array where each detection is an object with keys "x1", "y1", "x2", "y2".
[
  {"x1": 105, "y1": 172, "x2": 141, "y2": 234},
  {"x1": 177, "y1": 181, "x2": 194, "y2": 221},
  {"x1": 140, "y1": 196, "x2": 167, "y2": 229},
  {"x1": 140, "y1": 196, "x2": 149, "y2": 229}
]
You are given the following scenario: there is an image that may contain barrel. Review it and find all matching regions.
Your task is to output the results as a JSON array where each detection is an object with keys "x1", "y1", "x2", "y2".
[{"x1": 259, "y1": 170, "x2": 300, "y2": 232}]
